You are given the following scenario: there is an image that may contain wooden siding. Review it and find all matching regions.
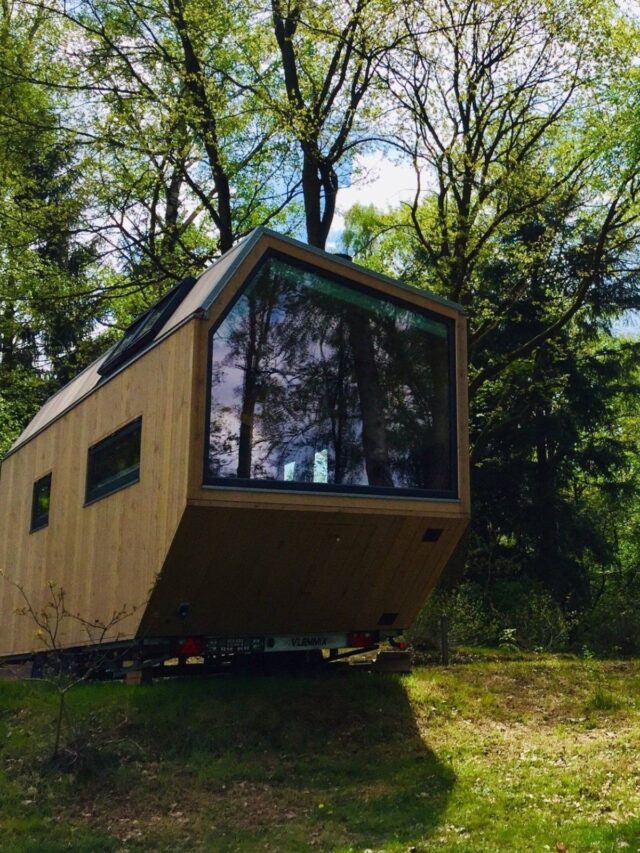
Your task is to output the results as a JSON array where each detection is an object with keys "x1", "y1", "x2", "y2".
[
  {"x1": 0, "y1": 323, "x2": 195, "y2": 657},
  {"x1": 139, "y1": 505, "x2": 469, "y2": 638}
]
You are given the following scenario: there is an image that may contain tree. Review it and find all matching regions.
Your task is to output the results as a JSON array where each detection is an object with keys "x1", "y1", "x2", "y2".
[
  {"x1": 267, "y1": 0, "x2": 398, "y2": 248},
  {"x1": 0, "y1": 1, "x2": 107, "y2": 453},
  {"x1": 17, "y1": 0, "x2": 300, "y2": 291},
  {"x1": 380, "y1": 0, "x2": 640, "y2": 399},
  {"x1": 2, "y1": 574, "x2": 140, "y2": 764}
]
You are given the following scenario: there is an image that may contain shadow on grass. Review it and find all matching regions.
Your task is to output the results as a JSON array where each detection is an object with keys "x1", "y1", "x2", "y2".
[
  {"x1": 1, "y1": 671, "x2": 455, "y2": 850},
  {"x1": 123, "y1": 671, "x2": 456, "y2": 849}
]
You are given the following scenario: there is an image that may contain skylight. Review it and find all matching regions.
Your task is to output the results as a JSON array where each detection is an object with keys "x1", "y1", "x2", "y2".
[{"x1": 98, "y1": 276, "x2": 197, "y2": 378}]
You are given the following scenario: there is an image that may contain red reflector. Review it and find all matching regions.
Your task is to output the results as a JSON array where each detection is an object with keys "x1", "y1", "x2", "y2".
[
  {"x1": 348, "y1": 631, "x2": 376, "y2": 648},
  {"x1": 177, "y1": 637, "x2": 203, "y2": 656}
]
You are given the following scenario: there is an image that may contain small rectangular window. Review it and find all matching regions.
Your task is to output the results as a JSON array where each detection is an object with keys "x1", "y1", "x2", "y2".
[
  {"x1": 86, "y1": 417, "x2": 142, "y2": 504},
  {"x1": 31, "y1": 472, "x2": 52, "y2": 531}
]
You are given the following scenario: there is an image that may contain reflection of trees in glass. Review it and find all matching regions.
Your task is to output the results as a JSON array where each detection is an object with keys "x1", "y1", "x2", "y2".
[
  {"x1": 347, "y1": 310, "x2": 393, "y2": 487},
  {"x1": 207, "y1": 257, "x2": 454, "y2": 492}
]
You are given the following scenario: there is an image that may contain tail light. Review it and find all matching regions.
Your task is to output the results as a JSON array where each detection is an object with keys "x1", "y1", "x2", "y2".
[
  {"x1": 176, "y1": 637, "x2": 203, "y2": 656},
  {"x1": 347, "y1": 631, "x2": 378, "y2": 648}
]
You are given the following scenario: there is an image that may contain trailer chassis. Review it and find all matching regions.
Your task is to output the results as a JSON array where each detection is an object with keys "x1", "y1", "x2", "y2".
[{"x1": 0, "y1": 628, "x2": 407, "y2": 681}]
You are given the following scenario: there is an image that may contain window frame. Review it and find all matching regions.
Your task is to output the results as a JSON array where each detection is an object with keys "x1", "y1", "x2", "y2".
[
  {"x1": 85, "y1": 416, "x2": 142, "y2": 506},
  {"x1": 30, "y1": 471, "x2": 52, "y2": 532},
  {"x1": 203, "y1": 250, "x2": 459, "y2": 500}
]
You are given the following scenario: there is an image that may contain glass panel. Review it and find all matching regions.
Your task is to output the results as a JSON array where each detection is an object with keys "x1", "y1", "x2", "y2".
[
  {"x1": 206, "y1": 256, "x2": 455, "y2": 494},
  {"x1": 98, "y1": 276, "x2": 196, "y2": 377},
  {"x1": 31, "y1": 473, "x2": 51, "y2": 530},
  {"x1": 86, "y1": 419, "x2": 142, "y2": 502}
]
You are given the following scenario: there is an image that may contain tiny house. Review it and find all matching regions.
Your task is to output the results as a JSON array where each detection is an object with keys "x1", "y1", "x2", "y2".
[{"x1": 0, "y1": 229, "x2": 469, "y2": 665}]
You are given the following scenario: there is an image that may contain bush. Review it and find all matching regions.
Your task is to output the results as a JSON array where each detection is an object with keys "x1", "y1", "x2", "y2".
[
  {"x1": 488, "y1": 578, "x2": 571, "y2": 651},
  {"x1": 573, "y1": 577, "x2": 640, "y2": 656},
  {"x1": 408, "y1": 578, "x2": 571, "y2": 652},
  {"x1": 407, "y1": 582, "x2": 497, "y2": 649}
]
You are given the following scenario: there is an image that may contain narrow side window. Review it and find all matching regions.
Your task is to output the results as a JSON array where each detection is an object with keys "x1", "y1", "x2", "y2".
[
  {"x1": 31, "y1": 472, "x2": 52, "y2": 532},
  {"x1": 85, "y1": 417, "x2": 142, "y2": 505}
]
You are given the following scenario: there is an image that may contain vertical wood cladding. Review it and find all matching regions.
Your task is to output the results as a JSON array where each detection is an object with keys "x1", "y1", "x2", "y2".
[{"x1": 0, "y1": 324, "x2": 195, "y2": 656}]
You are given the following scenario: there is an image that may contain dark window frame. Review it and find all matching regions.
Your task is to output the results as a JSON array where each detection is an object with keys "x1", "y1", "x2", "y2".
[
  {"x1": 85, "y1": 417, "x2": 142, "y2": 506},
  {"x1": 30, "y1": 471, "x2": 52, "y2": 532},
  {"x1": 203, "y1": 250, "x2": 459, "y2": 500}
]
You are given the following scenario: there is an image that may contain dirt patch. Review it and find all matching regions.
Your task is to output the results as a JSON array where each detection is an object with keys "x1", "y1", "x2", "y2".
[{"x1": 71, "y1": 777, "x2": 315, "y2": 843}]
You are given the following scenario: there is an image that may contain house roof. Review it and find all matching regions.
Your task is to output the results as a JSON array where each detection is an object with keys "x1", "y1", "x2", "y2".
[{"x1": 6, "y1": 227, "x2": 464, "y2": 457}]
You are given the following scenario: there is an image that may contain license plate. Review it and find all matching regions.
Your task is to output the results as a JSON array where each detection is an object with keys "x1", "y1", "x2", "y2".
[
  {"x1": 265, "y1": 633, "x2": 347, "y2": 653},
  {"x1": 205, "y1": 637, "x2": 265, "y2": 656}
]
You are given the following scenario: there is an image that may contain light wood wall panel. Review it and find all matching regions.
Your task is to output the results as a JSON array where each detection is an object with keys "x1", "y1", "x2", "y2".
[
  {"x1": 139, "y1": 505, "x2": 469, "y2": 637},
  {"x1": 0, "y1": 323, "x2": 195, "y2": 657}
]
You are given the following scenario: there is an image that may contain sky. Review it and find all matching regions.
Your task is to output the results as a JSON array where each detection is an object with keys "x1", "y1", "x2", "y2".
[{"x1": 328, "y1": 151, "x2": 417, "y2": 250}]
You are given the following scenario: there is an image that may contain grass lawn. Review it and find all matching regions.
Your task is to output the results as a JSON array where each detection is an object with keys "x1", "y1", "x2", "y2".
[{"x1": 1, "y1": 653, "x2": 639, "y2": 851}]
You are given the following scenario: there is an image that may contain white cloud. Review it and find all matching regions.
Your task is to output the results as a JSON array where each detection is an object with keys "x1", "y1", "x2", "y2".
[{"x1": 328, "y1": 152, "x2": 417, "y2": 250}]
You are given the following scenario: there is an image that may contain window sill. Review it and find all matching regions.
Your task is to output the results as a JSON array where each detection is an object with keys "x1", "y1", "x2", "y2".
[
  {"x1": 84, "y1": 475, "x2": 140, "y2": 508},
  {"x1": 201, "y1": 480, "x2": 460, "y2": 502}
]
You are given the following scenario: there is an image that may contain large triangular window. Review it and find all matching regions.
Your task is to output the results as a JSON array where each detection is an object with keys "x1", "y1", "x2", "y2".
[{"x1": 205, "y1": 253, "x2": 457, "y2": 497}]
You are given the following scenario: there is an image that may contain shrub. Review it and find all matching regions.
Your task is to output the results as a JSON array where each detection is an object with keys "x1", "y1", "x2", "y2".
[
  {"x1": 573, "y1": 577, "x2": 640, "y2": 656},
  {"x1": 408, "y1": 577, "x2": 571, "y2": 652},
  {"x1": 407, "y1": 582, "x2": 497, "y2": 649},
  {"x1": 488, "y1": 578, "x2": 571, "y2": 651}
]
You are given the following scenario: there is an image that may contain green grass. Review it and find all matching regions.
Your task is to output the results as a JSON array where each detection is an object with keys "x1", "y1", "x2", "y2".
[{"x1": 1, "y1": 655, "x2": 640, "y2": 851}]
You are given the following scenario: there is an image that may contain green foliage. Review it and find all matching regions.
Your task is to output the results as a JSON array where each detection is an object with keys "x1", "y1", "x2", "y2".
[
  {"x1": 0, "y1": 2, "x2": 111, "y2": 452},
  {"x1": 573, "y1": 576, "x2": 640, "y2": 656},
  {"x1": 0, "y1": 369, "x2": 51, "y2": 456},
  {"x1": 585, "y1": 686, "x2": 625, "y2": 713},
  {"x1": 2, "y1": 658, "x2": 640, "y2": 850},
  {"x1": 408, "y1": 579, "x2": 570, "y2": 651},
  {"x1": 489, "y1": 579, "x2": 572, "y2": 650},
  {"x1": 408, "y1": 582, "x2": 498, "y2": 649}
]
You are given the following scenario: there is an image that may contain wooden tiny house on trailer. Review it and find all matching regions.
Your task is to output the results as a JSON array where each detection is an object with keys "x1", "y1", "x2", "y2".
[{"x1": 0, "y1": 229, "x2": 469, "y2": 666}]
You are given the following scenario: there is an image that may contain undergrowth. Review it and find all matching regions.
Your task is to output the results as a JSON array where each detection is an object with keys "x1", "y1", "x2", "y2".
[{"x1": 1, "y1": 654, "x2": 639, "y2": 851}]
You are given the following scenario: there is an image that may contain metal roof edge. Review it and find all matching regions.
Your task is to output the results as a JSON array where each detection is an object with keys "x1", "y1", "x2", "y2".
[{"x1": 200, "y1": 227, "x2": 267, "y2": 313}]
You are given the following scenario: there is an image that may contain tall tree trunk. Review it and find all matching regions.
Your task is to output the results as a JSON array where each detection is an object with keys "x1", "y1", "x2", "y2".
[
  {"x1": 0, "y1": 301, "x2": 17, "y2": 374},
  {"x1": 534, "y1": 405, "x2": 561, "y2": 592},
  {"x1": 164, "y1": 165, "x2": 182, "y2": 256},
  {"x1": 300, "y1": 153, "x2": 338, "y2": 250},
  {"x1": 168, "y1": 0, "x2": 234, "y2": 253},
  {"x1": 302, "y1": 153, "x2": 324, "y2": 249}
]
